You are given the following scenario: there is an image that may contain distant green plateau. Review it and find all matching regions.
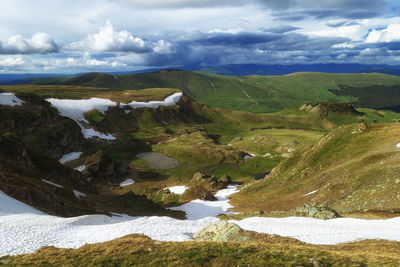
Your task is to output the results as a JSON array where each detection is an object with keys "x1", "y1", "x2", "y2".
[{"x1": 19, "y1": 70, "x2": 400, "y2": 113}]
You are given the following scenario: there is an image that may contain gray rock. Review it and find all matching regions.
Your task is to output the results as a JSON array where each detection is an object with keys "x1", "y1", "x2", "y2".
[
  {"x1": 295, "y1": 204, "x2": 339, "y2": 220},
  {"x1": 194, "y1": 220, "x2": 250, "y2": 242}
]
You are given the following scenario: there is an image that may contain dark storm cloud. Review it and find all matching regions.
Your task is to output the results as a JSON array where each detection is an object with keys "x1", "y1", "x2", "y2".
[
  {"x1": 262, "y1": 25, "x2": 300, "y2": 33},
  {"x1": 326, "y1": 21, "x2": 361, "y2": 28},
  {"x1": 191, "y1": 32, "x2": 282, "y2": 46},
  {"x1": 139, "y1": 30, "x2": 354, "y2": 68},
  {"x1": 257, "y1": 0, "x2": 387, "y2": 11},
  {"x1": 274, "y1": 9, "x2": 381, "y2": 21}
]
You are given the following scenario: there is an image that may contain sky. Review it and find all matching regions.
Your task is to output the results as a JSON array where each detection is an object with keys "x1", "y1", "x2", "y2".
[{"x1": 0, "y1": 0, "x2": 399, "y2": 73}]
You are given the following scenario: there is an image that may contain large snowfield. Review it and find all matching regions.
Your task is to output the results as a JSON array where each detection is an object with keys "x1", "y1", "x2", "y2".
[{"x1": 2, "y1": 185, "x2": 400, "y2": 256}]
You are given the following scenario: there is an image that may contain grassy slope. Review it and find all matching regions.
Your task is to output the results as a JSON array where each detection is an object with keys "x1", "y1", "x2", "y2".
[
  {"x1": 231, "y1": 122, "x2": 400, "y2": 217},
  {"x1": 31, "y1": 70, "x2": 400, "y2": 113},
  {"x1": 3, "y1": 234, "x2": 400, "y2": 266}
]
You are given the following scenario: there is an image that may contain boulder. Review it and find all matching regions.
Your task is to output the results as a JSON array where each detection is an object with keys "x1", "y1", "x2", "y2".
[
  {"x1": 194, "y1": 220, "x2": 249, "y2": 242},
  {"x1": 295, "y1": 204, "x2": 339, "y2": 220}
]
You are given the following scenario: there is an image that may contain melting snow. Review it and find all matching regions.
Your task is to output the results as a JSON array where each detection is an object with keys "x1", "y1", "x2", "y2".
[
  {"x1": 119, "y1": 179, "x2": 135, "y2": 187},
  {"x1": 74, "y1": 165, "x2": 86, "y2": 172},
  {"x1": 0, "y1": 93, "x2": 24, "y2": 106},
  {"x1": 169, "y1": 185, "x2": 238, "y2": 220},
  {"x1": 73, "y1": 190, "x2": 86, "y2": 198},
  {"x1": 120, "y1": 92, "x2": 182, "y2": 109},
  {"x1": 231, "y1": 216, "x2": 400, "y2": 245},
  {"x1": 47, "y1": 97, "x2": 117, "y2": 141},
  {"x1": 59, "y1": 152, "x2": 83, "y2": 164},
  {"x1": 167, "y1": 186, "x2": 187, "y2": 195},
  {"x1": 303, "y1": 189, "x2": 319, "y2": 196},
  {"x1": 2, "y1": 183, "x2": 400, "y2": 256},
  {"x1": 47, "y1": 93, "x2": 182, "y2": 140},
  {"x1": 42, "y1": 179, "x2": 64, "y2": 188}
]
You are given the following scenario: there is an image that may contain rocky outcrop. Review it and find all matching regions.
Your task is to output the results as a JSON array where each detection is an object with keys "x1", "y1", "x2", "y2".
[
  {"x1": 299, "y1": 102, "x2": 362, "y2": 118},
  {"x1": 0, "y1": 134, "x2": 96, "y2": 217},
  {"x1": 84, "y1": 150, "x2": 128, "y2": 181},
  {"x1": 194, "y1": 220, "x2": 299, "y2": 243},
  {"x1": 295, "y1": 204, "x2": 339, "y2": 220},
  {"x1": 0, "y1": 92, "x2": 85, "y2": 159}
]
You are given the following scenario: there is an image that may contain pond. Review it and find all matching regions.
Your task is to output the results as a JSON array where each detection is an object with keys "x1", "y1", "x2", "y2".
[{"x1": 136, "y1": 152, "x2": 179, "y2": 169}]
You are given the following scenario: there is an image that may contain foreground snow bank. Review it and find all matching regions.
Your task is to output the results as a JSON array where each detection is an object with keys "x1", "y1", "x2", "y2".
[
  {"x1": 0, "y1": 93, "x2": 24, "y2": 106},
  {"x1": 231, "y1": 216, "x2": 400, "y2": 245},
  {"x1": 0, "y1": 190, "x2": 218, "y2": 256},
  {"x1": 2, "y1": 184, "x2": 400, "y2": 256}
]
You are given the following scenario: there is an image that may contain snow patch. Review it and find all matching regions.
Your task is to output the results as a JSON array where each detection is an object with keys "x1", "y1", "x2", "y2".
[
  {"x1": 303, "y1": 189, "x2": 318, "y2": 196},
  {"x1": 42, "y1": 179, "x2": 64, "y2": 188},
  {"x1": 47, "y1": 93, "x2": 182, "y2": 140},
  {"x1": 0, "y1": 93, "x2": 24, "y2": 106},
  {"x1": 120, "y1": 92, "x2": 182, "y2": 109},
  {"x1": 59, "y1": 152, "x2": 83, "y2": 164},
  {"x1": 81, "y1": 127, "x2": 116, "y2": 140},
  {"x1": 119, "y1": 179, "x2": 135, "y2": 187},
  {"x1": 73, "y1": 190, "x2": 86, "y2": 198},
  {"x1": 396, "y1": 143, "x2": 400, "y2": 148},
  {"x1": 46, "y1": 97, "x2": 117, "y2": 140},
  {"x1": 74, "y1": 165, "x2": 86, "y2": 172},
  {"x1": 167, "y1": 186, "x2": 187, "y2": 195},
  {"x1": 169, "y1": 185, "x2": 238, "y2": 220},
  {"x1": 243, "y1": 153, "x2": 255, "y2": 160}
]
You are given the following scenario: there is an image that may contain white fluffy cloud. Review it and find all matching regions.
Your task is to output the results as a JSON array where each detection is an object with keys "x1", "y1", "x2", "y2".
[
  {"x1": 0, "y1": 33, "x2": 58, "y2": 54},
  {"x1": 0, "y1": 56, "x2": 25, "y2": 66},
  {"x1": 86, "y1": 21, "x2": 152, "y2": 53},
  {"x1": 366, "y1": 24, "x2": 400, "y2": 43}
]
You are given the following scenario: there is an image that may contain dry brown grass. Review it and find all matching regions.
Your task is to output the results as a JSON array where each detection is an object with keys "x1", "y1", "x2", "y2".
[{"x1": 2, "y1": 234, "x2": 400, "y2": 266}]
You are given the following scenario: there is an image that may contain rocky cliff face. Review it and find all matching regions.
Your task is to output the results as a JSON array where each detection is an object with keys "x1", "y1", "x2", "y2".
[
  {"x1": 0, "y1": 134, "x2": 96, "y2": 216},
  {"x1": 0, "y1": 92, "x2": 85, "y2": 159}
]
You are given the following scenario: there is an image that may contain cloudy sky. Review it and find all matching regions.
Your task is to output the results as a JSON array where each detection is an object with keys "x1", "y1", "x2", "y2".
[{"x1": 0, "y1": 0, "x2": 399, "y2": 73}]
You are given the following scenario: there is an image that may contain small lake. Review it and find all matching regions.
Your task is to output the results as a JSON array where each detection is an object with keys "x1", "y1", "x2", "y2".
[{"x1": 136, "y1": 152, "x2": 179, "y2": 169}]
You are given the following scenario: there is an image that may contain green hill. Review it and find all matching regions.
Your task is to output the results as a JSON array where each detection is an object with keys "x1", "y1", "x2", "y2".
[
  {"x1": 231, "y1": 122, "x2": 400, "y2": 218},
  {"x1": 33, "y1": 70, "x2": 400, "y2": 113}
]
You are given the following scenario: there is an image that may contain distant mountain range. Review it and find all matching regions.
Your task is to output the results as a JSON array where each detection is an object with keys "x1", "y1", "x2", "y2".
[
  {"x1": 2, "y1": 64, "x2": 400, "y2": 85},
  {"x1": 196, "y1": 63, "x2": 400, "y2": 76}
]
